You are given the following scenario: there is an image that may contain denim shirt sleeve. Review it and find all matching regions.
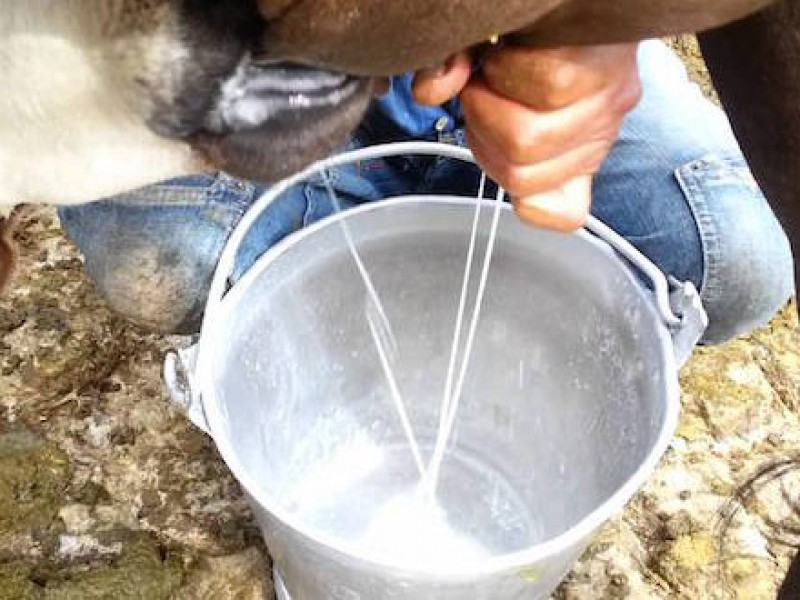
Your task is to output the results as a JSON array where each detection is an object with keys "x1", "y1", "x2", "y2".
[{"x1": 375, "y1": 74, "x2": 463, "y2": 138}]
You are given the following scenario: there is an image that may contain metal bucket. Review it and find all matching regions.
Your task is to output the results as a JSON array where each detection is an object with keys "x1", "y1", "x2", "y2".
[{"x1": 165, "y1": 142, "x2": 707, "y2": 599}]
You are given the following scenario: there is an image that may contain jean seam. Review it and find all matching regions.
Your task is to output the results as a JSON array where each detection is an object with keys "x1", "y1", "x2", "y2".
[
  {"x1": 674, "y1": 157, "x2": 723, "y2": 308},
  {"x1": 623, "y1": 115, "x2": 689, "y2": 176},
  {"x1": 92, "y1": 172, "x2": 254, "y2": 210},
  {"x1": 302, "y1": 183, "x2": 322, "y2": 227}
]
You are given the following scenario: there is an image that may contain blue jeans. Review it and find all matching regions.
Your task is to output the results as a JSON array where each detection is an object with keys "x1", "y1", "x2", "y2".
[{"x1": 59, "y1": 41, "x2": 794, "y2": 342}]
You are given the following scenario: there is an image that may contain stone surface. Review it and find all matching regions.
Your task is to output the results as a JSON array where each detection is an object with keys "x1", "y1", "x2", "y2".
[{"x1": 1, "y1": 38, "x2": 799, "y2": 599}]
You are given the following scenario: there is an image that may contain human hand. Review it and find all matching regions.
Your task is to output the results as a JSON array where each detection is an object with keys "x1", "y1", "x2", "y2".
[{"x1": 412, "y1": 43, "x2": 642, "y2": 231}]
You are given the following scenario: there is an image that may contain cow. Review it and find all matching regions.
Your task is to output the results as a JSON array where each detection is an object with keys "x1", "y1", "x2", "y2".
[
  {"x1": 0, "y1": 0, "x2": 797, "y2": 294},
  {"x1": 3, "y1": 0, "x2": 800, "y2": 591}
]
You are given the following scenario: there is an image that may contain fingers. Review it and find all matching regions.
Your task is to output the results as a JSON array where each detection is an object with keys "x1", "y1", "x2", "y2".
[
  {"x1": 467, "y1": 123, "x2": 610, "y2": 198},
  {"x1": 480, "y1": 44, "x2": 641, "y2": 111},
  {"x1": 407, "y1": 43, "x2": 641, "y2": 234},
  {"x1": 459, "y1": 42, "x2": 641, "y2": 232},
  {"x1": 468, "y1": 118, "x2": 595, "y2": 231},
  {"x1": 513, "y1": 176, "x2": 593, "y2": 232},
  {"x1": 411, "y1": 52, "x2": 472, "y2": 106},
  {"x1": 461, "y1": 78, "x2": 632, "y2": 168}
]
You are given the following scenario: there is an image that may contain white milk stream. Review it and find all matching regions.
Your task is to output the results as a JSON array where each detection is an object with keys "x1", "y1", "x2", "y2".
[{"x1": 321, "y1": 172, "x2": 507, "y2": 567}]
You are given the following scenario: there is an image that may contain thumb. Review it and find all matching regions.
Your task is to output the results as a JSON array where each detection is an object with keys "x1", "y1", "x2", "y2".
[
  {"x1": 411, "y1": 51, "x2": 472, "y2": 106},
  {"x1": 512, "y1": 175, "x2": 593, "y2": 232}
]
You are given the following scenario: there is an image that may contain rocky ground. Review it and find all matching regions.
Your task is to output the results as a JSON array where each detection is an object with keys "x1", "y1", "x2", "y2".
[{"x1": 1, "y1": 38, "x2": 799, "y2": 599}]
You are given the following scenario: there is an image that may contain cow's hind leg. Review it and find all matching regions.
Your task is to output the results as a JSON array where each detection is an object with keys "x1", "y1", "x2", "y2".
[
  {"x1": 698, "y1": 0, "x2": 800, "y2": 298},
  {"x1": 779, "y1": 549, "x2": 800, "y2": 599},
  {"x1": 0, "y1": 205, "x2": 31, "y2": 295}
]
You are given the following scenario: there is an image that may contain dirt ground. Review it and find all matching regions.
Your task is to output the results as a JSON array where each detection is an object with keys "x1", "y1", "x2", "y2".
[{"x1": 1, "y1": 38, "x2": 800, "y2": 599}]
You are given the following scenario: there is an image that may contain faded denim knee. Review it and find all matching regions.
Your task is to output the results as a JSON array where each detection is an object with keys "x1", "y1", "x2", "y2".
[
  {"x1": 58, "y1": 174, "x2": 255, "y2": 334},
  {"x1": 57, "y1": 167, "x2": 379, "y2": 334},
  {"x1": 675, "y1": 155, "x2": 795, "y2": 344}
]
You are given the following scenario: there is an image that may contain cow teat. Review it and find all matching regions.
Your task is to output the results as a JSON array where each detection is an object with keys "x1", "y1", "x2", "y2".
[
  {"x1": 145, "y1": 0, "x2": 373, "y2": 183},
  {"x1": 188, "y1": 60, "x2": 372, "y2": 182}
]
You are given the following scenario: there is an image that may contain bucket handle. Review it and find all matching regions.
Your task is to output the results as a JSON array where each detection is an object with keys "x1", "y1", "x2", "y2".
[
  {"x1": 206, "y1": 141, "x2": 703, "y2": 331},
  {"x1": 168, "y1": 141, "x2": 707, "y2": 433},
  {"x1": 202, "y1": 143, "x2": 505, "y2": 325}
]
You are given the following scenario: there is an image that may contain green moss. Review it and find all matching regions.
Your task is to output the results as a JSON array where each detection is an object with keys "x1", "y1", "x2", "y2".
[
  {"x1": 43, "y1": 536, "x2": 185, "y2": 600},
  {"x1": 0, "y1": 535, "x2": 185, "y2": 600},
  {"x1": 0, "y1": 563, "x2": 42, "y2": 600},
  {"x1": 0, "y1": 430, "x2": 70, "y2": 535},
  {"x1": 0, "y1": 427, "x2": 185, "y2": 599}
]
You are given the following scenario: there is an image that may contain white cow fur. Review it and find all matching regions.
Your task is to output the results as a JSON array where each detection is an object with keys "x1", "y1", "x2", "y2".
[{"x1": 0, "y1": 1, "x2": 205, "y2": 207}]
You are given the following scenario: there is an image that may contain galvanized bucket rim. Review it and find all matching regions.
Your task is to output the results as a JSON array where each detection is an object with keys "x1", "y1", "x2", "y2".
[{"x1": 193, "y1": 187, "x2": 682, "y2": 578}]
